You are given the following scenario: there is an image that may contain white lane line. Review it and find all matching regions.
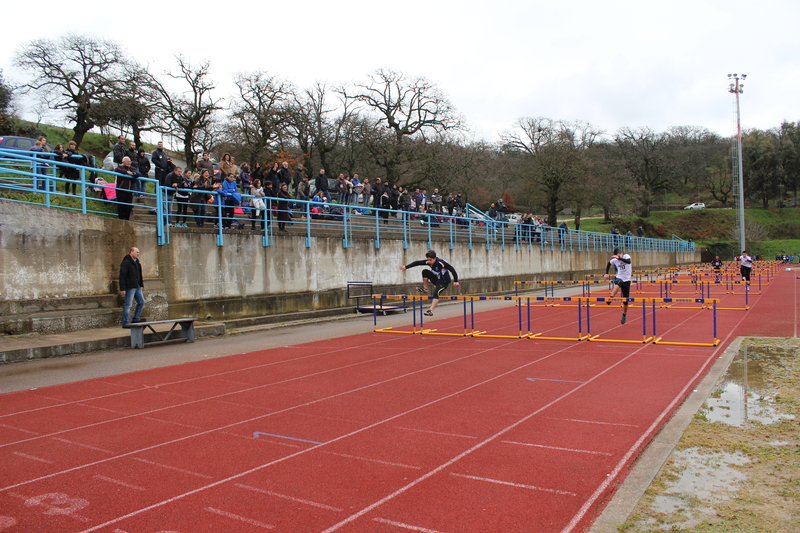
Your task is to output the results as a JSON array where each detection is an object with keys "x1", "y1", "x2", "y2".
[
  {"x1": 204, "y1": 506, "x2": 275, "y2": 529},
  {"x1": 93, "y1": 475, "x2": 146, "y2": 492},
  {"x1": 321, "y1": 450, "x2": 421, "y2": 470},
  {"x1": 502, "y1": 440, "x2": 613, "y2": 456},
  {"x1": 0, "y1": 340, "x2": 444, "y2": 451},
  {"x1": 131, "y1": 457, "x2": 213, "y2": 480},
  {"x1": 234, "y1": 483, "x2": 343, "y2": 512},
  {"x1": 0, "y1": 423, "x2": 39, "y2": 435},
  {"x1": 373, "y1": 517, "x2": 445, "y2": 532},
  {"x1": 2, "y1": 337, "x2": 480, "y2": 494},
  {"x1": 317, "y1": 340, "x2": 678, "y2": 533},
  {"x1": 50, "y1": 437, "x2": 115, "y2": 454},
  {"x1": 70, "y1": 337, "x2": 526, "y2": 533},
  {"x1": 1, "y1": 335, "x2": 404, "y2": 420},
  {"x1": 543, "y1": 417, "x2": 640, "y2": 428},
  {"x1": 450, "y1": 472, "x2": 577, "y2": 497},
  {"x1": 560, "y1": 309, "x2": 746, "y2": 533},
  {"x1": 393, "y1": 426, "x2": 478, "y2": 440},
  {"x1": 11, "y1": 452, "x2": 52, "y2": 464}
]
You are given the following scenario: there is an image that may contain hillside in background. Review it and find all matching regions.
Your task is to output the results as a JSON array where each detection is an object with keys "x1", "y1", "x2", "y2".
[{"x1": 575, "y1": 208, "x2": 800, "y2": 259}]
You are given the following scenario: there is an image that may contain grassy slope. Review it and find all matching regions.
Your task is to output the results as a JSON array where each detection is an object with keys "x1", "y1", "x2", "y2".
[
  {"x1": 36, "y1": 124, "x2": 155, "y2": 160},
  {"x1": 568, "y1": 208, "x2": 800, "y2": 259}
]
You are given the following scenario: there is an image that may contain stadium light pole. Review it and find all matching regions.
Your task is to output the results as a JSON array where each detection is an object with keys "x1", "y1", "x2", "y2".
[{"x1": 728, "y1": 73, "x2": 746, "y2": 253}]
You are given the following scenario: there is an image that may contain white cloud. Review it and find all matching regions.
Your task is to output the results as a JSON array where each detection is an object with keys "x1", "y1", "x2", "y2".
[{"x1": 2, "y1": 0, "x2": 797, "y2": 142}]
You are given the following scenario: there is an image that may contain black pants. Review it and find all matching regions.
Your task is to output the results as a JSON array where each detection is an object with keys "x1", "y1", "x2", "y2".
[
  {"x1": 175, "y1": 197, "x2": 189, "y2": 224},
  {"x1": 422, "y1": 270, "x2": 450, "y2": 298},
  {"x1": 740, "y1": 266, "x2": 751, "y2": 282},
  {"x1": 116, "y1": 188, "x2": 133, "y2": 220},
  {"x1": 223, "y1": 199, "x2": 237, "y2": 228}
]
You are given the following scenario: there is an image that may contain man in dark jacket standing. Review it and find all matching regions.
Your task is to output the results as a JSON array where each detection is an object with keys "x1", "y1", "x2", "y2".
[
  {"x1": 119, "y1": 247, "x2": 144, "y2": 328},
  {"x1": 114, "y1": 156, "x2": 139, "y2": 220},
  {"x1": 314, "y1": 168, "x2": 330, "y2": 202},
  {"x1": 112, "y1": 135, "x2": 126, "y2": 165},
  {"x1": 151, "y1": 141, "x2": 169, "y2": 185}
]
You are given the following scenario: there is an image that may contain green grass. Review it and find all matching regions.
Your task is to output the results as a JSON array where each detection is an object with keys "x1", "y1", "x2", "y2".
[
  {"x1": 562, "y1": 208, "x2": 800, "y2": 259},
  {"x1": 33, "y1": 123, "x2": 155, "y2": 161},
  {"x1": 0, "y1": 186, "x2": 117, "y2": 215}
]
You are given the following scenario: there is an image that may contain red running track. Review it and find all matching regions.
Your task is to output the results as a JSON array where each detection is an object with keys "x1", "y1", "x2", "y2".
[{"x1": 0, "y1": 271, "x2": 797, "y2": 533}]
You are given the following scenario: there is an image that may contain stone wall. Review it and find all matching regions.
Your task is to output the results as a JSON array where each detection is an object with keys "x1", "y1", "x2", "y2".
[{"x1": 0, "y1": 200, "x2": 700, "y2": 321}]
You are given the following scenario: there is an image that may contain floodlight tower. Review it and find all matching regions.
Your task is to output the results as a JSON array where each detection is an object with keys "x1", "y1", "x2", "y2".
[{"x1": 728, "y1": 73, "x2": 746, "y2": 253}]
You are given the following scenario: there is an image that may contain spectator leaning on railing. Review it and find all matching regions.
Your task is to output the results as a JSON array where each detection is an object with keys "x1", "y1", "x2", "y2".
[{"x1": 114, "y1": 156, "x2": 140, "y2": 221}]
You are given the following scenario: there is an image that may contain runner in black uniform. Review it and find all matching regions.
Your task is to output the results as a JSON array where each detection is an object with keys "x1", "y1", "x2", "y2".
[
  {"x1": 711, "y1": 255, "x2": 723, "y2": 281},
  {"x1": 400, "y1": 249, "x2": 460, "y2": 316}
]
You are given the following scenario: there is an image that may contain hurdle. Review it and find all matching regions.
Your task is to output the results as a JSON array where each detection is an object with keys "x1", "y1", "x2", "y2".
[
  {"x1": 514, "y1": 280, "x2": 584, "y2": 304},
  {"x1": 372, "y1": 295, "x2": 421, "y2": 334},
  {"x1": 585, "y1": 297, "x2": 653, "y2": 344},
  {"x1": 652, "y1": 298, "x2": 720, "y2": 346},
  {"x1": 371, "y1": 294, "x2": 721, "y2": 347},
  {"x1": 527, "y1": 297, "x2": 591, "y2": 341},
  {"x1": 470, "y1": 295, "x2": 528, "y2": 339}
]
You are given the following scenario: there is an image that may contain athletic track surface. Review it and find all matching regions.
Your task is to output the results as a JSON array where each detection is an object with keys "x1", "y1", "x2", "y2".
[{"x1": 0, "y1": 270, "x2": 797, "y2": 533}]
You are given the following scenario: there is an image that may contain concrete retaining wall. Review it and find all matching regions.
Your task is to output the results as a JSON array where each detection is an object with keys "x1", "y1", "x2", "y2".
[{"x1": 1, "y1": 200, "x2": 701, "y2": 324}]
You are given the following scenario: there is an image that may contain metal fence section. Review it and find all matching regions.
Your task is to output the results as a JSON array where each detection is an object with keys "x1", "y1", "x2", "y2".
[{"x1": 0, "y1": 147, "x2": 696, "y2": 253}]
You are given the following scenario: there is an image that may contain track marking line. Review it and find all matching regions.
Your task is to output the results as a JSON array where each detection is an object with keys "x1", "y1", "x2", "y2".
[
  {"x1": 204, "y1": 506, "x2": 275, "y2": 529},
  {"x1": 321, "y1": 450, "x2": 422, "y2": 470},
  {"x1": 132, "y1": 457, "x2": 213, "y2": 480},
  {"x1": 502, "y1": 440, "x2": 613, "y2": 456},
  {"x1": 394, "y1": 426, "x2": 478, "y2": 440},
  {"x1": 11, "y1": 451, "x2": 53, "y2": 464},
  {"x1": 0, "y1": 336, "x2": 403, "y2": 421},
  {"x1": 527, "y1": 377, "x2": 585, "y2": 383},
  {"x1": 234, "y1": 483, "x2": 343, "y2": 511},
  {"x1": 450, "y1": 472, "x2": 577, "y2": 497},
  {"x1": 560, "y1": 303, "x2": 755, "y2": 533},
  {"x1": 0, "y1": 423, "x2": 39, "y2": 435},
  {"x1": 93, "y1": 475, "x2": 146, "y2": 492},
  {"x1": 253, "y1": 431, "x2": 322, "y2": 444},
  {"x1": 69, "y1": 338, "x2": 535, "y2": 533},
  {"x1": 0, "y1": 339, "x2": 449, "y2": 451},
  {"x1": 373, "y1": 517, "x2": 445, "y2": 532},
  {"x1": 544, "y1": 416, "x2": 640, "y2": 428},
  {"x1": 50, "y1": 437, "x2": 115, "y2": 454}
]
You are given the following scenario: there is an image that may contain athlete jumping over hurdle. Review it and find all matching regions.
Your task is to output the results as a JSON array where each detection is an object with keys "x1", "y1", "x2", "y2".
[
  {"x1": 604, "y1": 247, "x2": 632, "y2": 324},
  {"x1": 400, "y1": 249, "x2": 460, "y2": 316}
]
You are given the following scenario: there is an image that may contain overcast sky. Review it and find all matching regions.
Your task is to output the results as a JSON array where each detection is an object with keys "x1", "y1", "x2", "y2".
[{"x1": 2, "y1": 0, "x2": 798, "y2": 143}]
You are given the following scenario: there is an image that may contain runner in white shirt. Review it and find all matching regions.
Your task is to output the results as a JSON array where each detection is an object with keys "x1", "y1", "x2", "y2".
[
  {"x1": 740, "y1": 250, "x2": 753, "y2": 283},
  {"x1": 603, "y1": 247, "x2": 633, "y2": 324}
]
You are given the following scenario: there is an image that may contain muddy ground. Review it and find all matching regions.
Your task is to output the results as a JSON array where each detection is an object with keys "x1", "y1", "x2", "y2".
[{"x1": 621, "y1": 338, "x2": 800, "y2": 532}]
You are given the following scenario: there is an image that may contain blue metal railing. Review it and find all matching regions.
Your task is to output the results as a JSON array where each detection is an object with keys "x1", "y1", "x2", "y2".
[{"x1": 0, "y1": 147, "x2": 696, "y2": 253}]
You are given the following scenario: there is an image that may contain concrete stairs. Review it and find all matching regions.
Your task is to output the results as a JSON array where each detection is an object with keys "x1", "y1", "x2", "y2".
[
  {"x1": 0, "y1": 294, "x2": 121, "y2": 335},
  {"x1": 0, "y1": 306, "x2": 360, "y2": 364}
]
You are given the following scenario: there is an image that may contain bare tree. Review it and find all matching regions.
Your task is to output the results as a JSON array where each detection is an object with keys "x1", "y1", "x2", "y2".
[
  {"x1": 286, "y1": 82, "x2": 358, "y2": 173},
  {"x1": 705, "y1": 160, "x2": 734, "y2": 207},
  {"x1": 149, "y1": 55, "x2": 222, "y2": 170},
  {"x1": 228, "y1": 71, "x2": 294, "y2": 165},
  {"x1": 344, "y1": 68, "x2": 462, "y2": 183},
  {"x1": 501, "y1": 118, "x2": 602, "y2": 226},
  {"x1": 614, "y1": 127, "x2": 678, "y2": 217},
  {"x1": 14, "y1": 34, "x2": 127, "y2": 147},
  {"x1": 90, "y1": 61, "x2": 163, "y2": 148}
]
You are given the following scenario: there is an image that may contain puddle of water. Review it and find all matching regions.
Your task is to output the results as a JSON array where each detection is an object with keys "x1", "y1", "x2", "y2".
[
  {"x1": 704, "y1": 346, "x2": 796, "y2": 426},
  {"x1": 647, "y1": 448, "x2": 749, "y2": 529}
]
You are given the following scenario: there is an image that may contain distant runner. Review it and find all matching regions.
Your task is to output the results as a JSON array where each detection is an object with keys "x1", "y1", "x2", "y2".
[
  {"x1": 604, "y1": 247, "x2": 632, "y2": 324},
  {"x1": 711, "y1": 255, "x2": 723, "y2": 281},
  {"x1": 740, "y1": 250, "x2": 753, "y2": 283}
]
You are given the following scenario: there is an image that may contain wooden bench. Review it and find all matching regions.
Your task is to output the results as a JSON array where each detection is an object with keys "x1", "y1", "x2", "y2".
[
  {"x1": 128, "y1": 318, "x2": 196, "y2": 349},
  {"x1": 348, "y1": 281, "x2": 407, "y2": 315}
]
